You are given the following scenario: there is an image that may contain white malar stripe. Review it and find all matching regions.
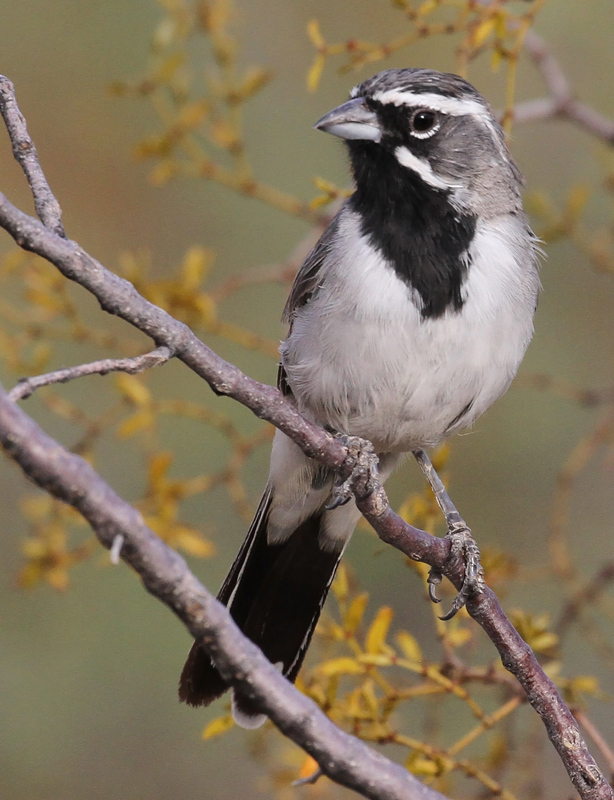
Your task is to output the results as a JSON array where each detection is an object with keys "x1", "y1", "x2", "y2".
[
  {"x1": 372, "y1": 89, "x2": 492, "y2": 122},
  {"x1": 394, "y1": 146, "x2": 461, "y2": 190}
]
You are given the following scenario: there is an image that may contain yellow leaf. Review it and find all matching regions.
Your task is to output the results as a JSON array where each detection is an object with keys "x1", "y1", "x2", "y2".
[
  {"x1": 240, "y1": 67, "x2": 273, "y2": 100},
  {"x1": 361, "y1": 678, "x2": 379, "y2": 716},
  {"x1": 491, "y1": 48, "x2": 503, "y2": 72},
  {"x1": 325, "y1": 621, "x2": 345, "y2": 641},
  {"x1": 344, "y1": 592, "x2": 369, "y2": 634},
  {"x1": 18, "y1": 562, "x2": 44, "y2": 588},
  {"x1": 446, "y1": 627, "x2": 471, "y2": 648},
  {"x1": 396, "y1": 631, "x2": 422, "y2": 663},
  {"x1": 21, "y1": 494, "x2": 54, "y2": 520},
  {"x1": 26, "y1": 289, "x2": 65, "y2": 314},
  {"x1": 406, "y1": 753, "x2": 440, "y2": 777},
  {"x1": 309, "y1": 194, "x2": 333, "y2": 210},
  {"x1": 313, "y1": 176, "x2": 336, "y2": 193},
  {"x1": 148, "y1": 451, "x2": 173, "y2": 486},
  {"x1": 417, "y1": 0, "x2": 437, "y2": 15},
  {"x1": 181, "y1": 246, "x2": 207, "y2": 289},
  {"x1": 307, "y1": 19, "x2": 325, "y2": 48},
  {"x1": 47, "y1": 567, "x2": 69, "y2": 592},
  {"x1": 134, "y1": 135, "x2": 168, "y2": 160},
  {"x1": 117, "y1": 410, "x2": 155, "y2": 438},
  {"x1": 531, "y1": 632, "x2": 559, "y2": 653},
  {"x1": 325, "y1": 674, "x2": 340, "y2": 707},
  {"x1": 30, "y1": 343, "x2": 52, "y2": 372},
  {"x1": 569, "y1": 675, "x2": 599, "y2": 695},
  {"x1": 318, "y1": 657, "x2": 365, "y2": 677},
  {"x1": 307, "y1": 54, "x2": 326, "y2": 93},
  {"x1": 346, "y1": 686, "x2": 365, "y2": 718},
  {"x1": 1, "y1": 249, "x2": 29, "y2": 274},
  {"x1": 566, "y1": 185, "x2": 590, "y2": 218},
  {"x1": 155, "y1": 52, "x2": 185, "y2": 83},
  {"x1": 298, "y1": 755, "x2": 320, "y2": 781},
  {"x1": 150, "y1": 161, "x2": 177, "y2": 186},
  {"x1": 202, "y1": 714, "x2": 234, "y2": 740},
  {"x1": 494, "y1": 10, "x2": 508, "y2": 39},
  {"x1": 472, "y1": 17, "x2": 496, "y2": 48},
  {"x1": 359, "y1": 721, "x2": 391, "y2": 740},
  {"x1": 175, "y1": 530, "x2": 216, "y2": 558},
  {"x1": 178, "y1": 100, "x2": 209, "y2": 130},
  {"x1": 22, "y1": 538, "x2": 47, "y2": 558},
  {"x1": 115, "y1": 374, "x2": 151, "y2": 406},
  {"x1": 210, "y1": 119, "x2": 238, "y2": 150},
  {"x1": 430, "y1": 442, "x2": 450, "y2": 471},
  {"x1": 332, "y1": 563, "x2": 349, "y2": 602},
  {"x1": 365, "y1": 606, "x2": 393, "y2": 654},
  {"x1": 194, "y1": 294, "x2": 217, "y2": 325},
  {"x1": 359, "y1": 653, "x2": 392, "y2": 667}
]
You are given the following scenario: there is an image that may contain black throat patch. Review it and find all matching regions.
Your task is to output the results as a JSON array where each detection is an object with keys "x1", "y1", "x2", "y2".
[{"x1": 347, "y1": 140, "x2": 477, "y2": 319}]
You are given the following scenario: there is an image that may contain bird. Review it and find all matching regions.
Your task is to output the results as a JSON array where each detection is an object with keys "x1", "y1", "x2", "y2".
[{"x1": 178, "y1": 67, "x2": 540, "y2": 727}]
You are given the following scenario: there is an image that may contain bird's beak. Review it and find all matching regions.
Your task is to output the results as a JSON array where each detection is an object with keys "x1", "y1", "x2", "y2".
[{"x1": 314, "y1": 97, "x2": 382, "y2": 142}]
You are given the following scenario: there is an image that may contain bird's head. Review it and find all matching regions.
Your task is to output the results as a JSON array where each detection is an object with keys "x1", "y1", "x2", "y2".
[{"x1": 315, "y1": 68, "x2": 523, "y2": 216}]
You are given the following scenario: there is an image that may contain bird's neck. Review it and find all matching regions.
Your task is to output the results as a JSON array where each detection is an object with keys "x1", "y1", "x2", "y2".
[{"x1": 347, "y1": 141, "x2": 477, "y2": 319}]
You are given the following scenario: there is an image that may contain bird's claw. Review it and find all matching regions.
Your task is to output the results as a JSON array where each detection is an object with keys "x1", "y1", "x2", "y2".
[
  {"x1": 428, "y1": 525, "x2": 484, "y2": 620},
  {"x1": 324, "y1": 434, "x2": 379, "y2": 511},
  {"x1": 324, "y1": 483, "x2": 353, "y2": 510}
]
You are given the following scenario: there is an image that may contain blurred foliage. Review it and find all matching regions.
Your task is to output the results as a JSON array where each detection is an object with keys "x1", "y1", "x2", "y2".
[{"x1": 2, "y1": 0, "x2": 614, "y2": 798}]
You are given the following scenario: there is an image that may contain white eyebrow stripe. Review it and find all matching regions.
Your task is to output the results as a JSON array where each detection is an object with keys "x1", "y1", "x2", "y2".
[
  {"x1": 394, "y1": 146, "x2": 462, "y2": 191},
  {"x1": 372, "y1": 89, "x2": 491, "y2": 121}
]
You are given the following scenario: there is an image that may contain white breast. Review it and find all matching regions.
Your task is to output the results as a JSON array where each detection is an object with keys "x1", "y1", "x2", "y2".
[{"x1": 281, "y1": 210, "x2": 539, "y2": 453}]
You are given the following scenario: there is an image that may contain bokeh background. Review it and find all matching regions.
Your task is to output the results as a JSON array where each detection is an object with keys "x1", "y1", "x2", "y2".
[{"x1": 1, "y1": 1, "x2": 614, "y2": 798}]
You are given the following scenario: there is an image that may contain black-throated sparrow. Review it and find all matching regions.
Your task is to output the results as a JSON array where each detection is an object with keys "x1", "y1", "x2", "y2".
[{"x1": 179, "y1": 68, "x2": 540, "y2": 727}]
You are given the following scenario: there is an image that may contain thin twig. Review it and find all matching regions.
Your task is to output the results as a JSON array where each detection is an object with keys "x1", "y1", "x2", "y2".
[
  {"x1": 513, "y1": 30, "x2": 614, "y2": 144},
  {"x1": 0, "y1": 76, "x2": 66, "y2": 235},
  {"x1": 555, "y1": 563, "x2": 614, "y2": 636},
  {"x1": 0, "y1": 382, "x2": 448, "y2": 800},
  {"x1": 8, "y1": 346, "x2": 172, "y2": 402},
  {"x1": 354, "y1": 489, "x2": 610, "y2": 800},
  {"x1": 210, "y1": 218, "x2": 331, "y2": 303},
  {"x1": 515, "y1": 373, "x2": 614, "y2": 409},
  {"x1": 292, "y1": 768, "x2": 324, "y2": 787}
]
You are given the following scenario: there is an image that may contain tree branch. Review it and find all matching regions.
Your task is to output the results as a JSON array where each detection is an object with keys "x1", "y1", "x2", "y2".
[
  {"x1": 0, "y1": 74, "x2": 612, "y2": 800},
  {"x1": 354, "y1": 489, "x2": 610, "y2": 800},
  {"x1": 574, "y1": 710, "x2": 614, "y2": 782},
  {"x1": 0, "y1": 77, "x2": 66, "y2": 235},
  {"x1": 8, "y1": 346, "x2": 172, "y2": 401},
  {"x1": 0, "y1": 382, "x2": 447, "y2": 800},
  {"x1": 513, "y1": 30, "x2": 614, "y2": 143}
]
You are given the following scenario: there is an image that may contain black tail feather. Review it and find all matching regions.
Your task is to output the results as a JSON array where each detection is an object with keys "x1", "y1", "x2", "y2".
[{"x1": 178, "y1": 489, "x2": 342, "y2": 710}]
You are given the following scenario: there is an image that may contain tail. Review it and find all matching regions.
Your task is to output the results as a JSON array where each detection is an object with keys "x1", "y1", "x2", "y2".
[{"x1": 178, "y1": 487, "x2": 342, "y2": 726}]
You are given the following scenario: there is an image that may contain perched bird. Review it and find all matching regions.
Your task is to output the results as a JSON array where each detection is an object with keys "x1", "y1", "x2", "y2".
[{"x1": 179, "y1": 68, "x2": 540, "y2": 727}]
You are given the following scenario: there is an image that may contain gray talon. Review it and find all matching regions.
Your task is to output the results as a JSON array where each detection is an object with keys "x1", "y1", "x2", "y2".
[
  {"x1": 325, "y1": 434, "x2": 379, "y2": 510},
  {"x1": 433, "y1": 526, "x2": 484, "y2": 620},
  {"x1": 427, "y1": 570, "x2": 443, "y2": 604},
  {"x1": 324, "y1": 488, "x2": 353, "y2": 511}
]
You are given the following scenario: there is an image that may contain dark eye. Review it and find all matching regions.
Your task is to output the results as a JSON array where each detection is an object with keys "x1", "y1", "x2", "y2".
[{"x1": 410, "y1": 109, "x2": 439, "y2": 138}]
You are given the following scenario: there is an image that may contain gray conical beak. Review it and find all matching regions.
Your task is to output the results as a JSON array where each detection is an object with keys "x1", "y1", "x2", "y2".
[{"x1": 314, "y1": 97, "x2": 382, "y2": 142}]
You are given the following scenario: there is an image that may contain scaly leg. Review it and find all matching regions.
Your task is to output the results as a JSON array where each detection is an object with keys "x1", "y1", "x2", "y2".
[{"x1": 412, "y1": 449, "x2": 484, "y2": 620}]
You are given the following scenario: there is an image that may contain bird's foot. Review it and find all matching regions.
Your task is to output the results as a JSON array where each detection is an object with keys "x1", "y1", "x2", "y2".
[
  {"x1": 325, "y1": 434, "x2": 379, "y2": 511},
  {"x1": 428, "y1": 524, "x2": 484, "y2": 620}
]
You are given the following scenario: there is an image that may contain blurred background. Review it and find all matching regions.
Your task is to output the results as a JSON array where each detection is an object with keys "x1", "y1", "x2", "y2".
[{"x1": 1, "y1": 1, "x2": 614, "y2": 798}]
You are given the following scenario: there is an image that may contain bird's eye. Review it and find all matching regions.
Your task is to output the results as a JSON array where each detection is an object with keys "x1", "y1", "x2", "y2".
[{"x1": 409, "y1": 109, "x2": 439, "y2": 139}]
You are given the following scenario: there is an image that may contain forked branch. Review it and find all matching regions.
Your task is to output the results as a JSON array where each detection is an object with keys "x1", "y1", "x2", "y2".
[
  {"x1": 8, "y1": 346, "x2": 172, "y2": 401},
  {"x1": 0, "y1": 75, "x2": 611, "y2": 800}
]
